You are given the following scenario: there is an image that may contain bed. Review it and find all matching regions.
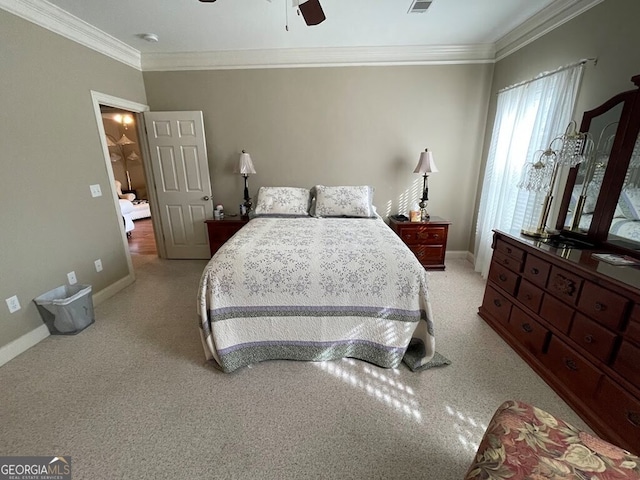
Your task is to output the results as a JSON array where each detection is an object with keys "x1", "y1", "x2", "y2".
[
  {"x1": 197, "y1": 186, "x2": 435, "y2": 373},
  {"x1": 130, "y1": 200, "x2": 151, "y2": 221},
  {"x1": 570, "y1": 185, "x2": 640, "y2": 242}
]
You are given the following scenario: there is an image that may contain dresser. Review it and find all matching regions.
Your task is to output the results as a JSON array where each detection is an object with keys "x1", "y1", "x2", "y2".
[
  {"x1": 478, "y1": 230, "x2": 640, "y2": 454},
  {"x1": 204, "y1": 218, "x2": 249, "y2": 256},
  {"x1": 389, "y1": 216, "x2": 451, "y2": 270}
]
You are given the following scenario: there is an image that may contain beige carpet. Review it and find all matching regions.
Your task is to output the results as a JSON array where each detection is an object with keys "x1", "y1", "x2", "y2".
[{"x1": 0, "y1": 257, "x2": 590, "y2": 480}]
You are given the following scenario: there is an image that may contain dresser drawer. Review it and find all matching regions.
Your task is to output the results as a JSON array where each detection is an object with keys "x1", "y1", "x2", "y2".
[
  {"x1": 516, "y1": 279, "x2": 543, "y2": 313},
  {"x1": 493, "y1": 250, "x2": 523, "y2": 273},
  {"x1": 494, "y1": 239, "x2": 524, "y2": 263},
  {"x1": 409, "y1": 245, "x2": 445, "y2": 265},
  {"x1": 576, "y1": 281, "x2": 628, "y2": 330},
  {"x1": 481, "y1": 286, "x2": 512, "y2": 327},
  {"x1": 507, "y1": 307, "x2": 550, "y2": 356},
  {"x1": 625, "y1": 304, "x2": 640, "y2": 345},
  {"x1": 547, "y1": 266, "x2": 583, "y2": 305},
  {"x1": 522, "y1": 254, "x2": 551, "y2": 289},
  {"x1": 488, "y1": 261, "x2": 520, "y2": 296},
  {"x1": 594, "y1": 377, "x2": 640, "y2": 455},
  {"x1": 539, "y1": 294, "x2": 574, "y2": 334},
  {"x1": 569, "y1": 313, "x2": 618, "y2": 363},
  {"x1": 614, "y1": 341, "x2": 640, "y2": 389},
  {"x1": 399, "y1": 226, "x2": 446, "y2": 245},
  {"x1": 542, "y1": 337, "x2": 602, "y2": 396}
]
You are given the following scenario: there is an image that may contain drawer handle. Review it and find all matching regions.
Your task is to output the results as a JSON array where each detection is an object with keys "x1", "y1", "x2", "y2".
[
  {"x1": 627, "y1": 411, "x2": 640, "y2": 427},
  {"x1": 506, "y1": 247, "x2": 512, "y2": 254},
  {"x1": 521, "y1": 323, "x2": 533, "y2": 333},
  {"x1": 531, "y1": 267, "x2": 539, "y2": 275},
  {"x1": 564, "y1": 357, "x2": 578, "y2": 371},
  {"x1": 584, "y1": 335, "x2": 594, "y2": 344},
  {"x1": 499, "y1": 274, "x2": 507, "y2": 282},
  {"x1": 431, "y1": 234, "x2": 440, "y2": 239},
  {"x1": 493, "y1": 299, "x2": 502, "y2": 308},
  {"x1": 594, "y1": 302, "x2": 606, "y2": 312},
  {"x1": 524, "y1": 293, "x2": 532, "y2": 300},
  {"x1": 551, "y1": 275, "x2": 576, "y2": 296}
]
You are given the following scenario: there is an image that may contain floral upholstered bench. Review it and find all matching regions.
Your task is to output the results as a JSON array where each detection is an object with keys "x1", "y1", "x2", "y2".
[{"x1": 465, "y1": 400, "x2": 640, "y2": 480}]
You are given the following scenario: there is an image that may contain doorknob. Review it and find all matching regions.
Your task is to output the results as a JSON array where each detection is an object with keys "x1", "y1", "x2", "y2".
[{"x1": 203, "y1": 196, "x2": 210, "y2": 201}]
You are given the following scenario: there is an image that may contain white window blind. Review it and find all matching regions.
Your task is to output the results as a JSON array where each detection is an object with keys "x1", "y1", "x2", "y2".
[{"x1": 474, "y1": 62, "x2": 586, "y2": 278}]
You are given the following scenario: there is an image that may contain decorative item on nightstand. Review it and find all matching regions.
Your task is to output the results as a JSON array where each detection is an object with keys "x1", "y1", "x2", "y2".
[
  {"x1": 236, "y1": 150, "x2": 256, "y2": 219},
  {"x1": 413, "y1": 148, "x2": 439, "y2": 221}
]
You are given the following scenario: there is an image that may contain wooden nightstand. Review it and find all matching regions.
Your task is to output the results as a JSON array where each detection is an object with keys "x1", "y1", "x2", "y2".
[
  {"x1": 389, "y1": 216, "x2": 451, "y2": 270},
  {"x1": 205, "y1": 218, "x2": 249, "y2": 256}
]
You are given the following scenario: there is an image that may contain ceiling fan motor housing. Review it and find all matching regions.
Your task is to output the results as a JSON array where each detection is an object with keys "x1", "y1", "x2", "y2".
[{"x1": 298, "y1": 0, "x2": 326, "y2": 26}]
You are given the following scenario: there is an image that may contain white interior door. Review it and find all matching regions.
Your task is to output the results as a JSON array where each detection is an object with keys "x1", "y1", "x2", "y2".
[{"x1": 144, "y1": 111, "x2": 213, "y2": 259}]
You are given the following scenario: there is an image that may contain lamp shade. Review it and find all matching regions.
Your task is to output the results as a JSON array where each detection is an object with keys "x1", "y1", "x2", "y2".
[
  {"x1": 236, "y1": 150, "x2": 256, "y2": 175},
  {"x1": 117, "y1": 134, "x2": 135, "y2": 146},
  {"x1": 413, "y1": 149, "x2": 439, "y2": 174},
  {"x1": 127, "y1": 152, "x2": 140, "y2": 162},
  {"x1": 106, "y1": 135, "x2": 117, "y2": 147}
]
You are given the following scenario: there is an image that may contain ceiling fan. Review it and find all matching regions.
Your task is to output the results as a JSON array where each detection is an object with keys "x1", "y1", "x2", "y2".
[{"x1": 198, "y1": 0, "x2": 326, "y2": 26}]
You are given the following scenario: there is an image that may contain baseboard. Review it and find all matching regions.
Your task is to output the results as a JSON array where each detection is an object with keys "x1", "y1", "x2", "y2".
[
  {"x1": 445, "y1": 250, "x2": 472, "y2": 260},
  {"x1": 0, "y1": 324, "x2": 50, "y2": 368},
  {"x1": 0, "y1": 274, "x2": 135, "y2": 368},
  {"x1": 92, "y1": 273, "x2": 135, "y2": 306}
]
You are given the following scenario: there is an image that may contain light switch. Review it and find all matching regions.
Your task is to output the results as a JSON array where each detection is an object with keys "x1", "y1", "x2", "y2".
[{"x1": 90, "y1": 184, "x2": 102, "y2": 197}]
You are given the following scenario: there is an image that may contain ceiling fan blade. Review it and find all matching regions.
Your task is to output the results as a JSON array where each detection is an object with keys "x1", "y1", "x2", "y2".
[{"x1": 298, "y1": 0, "x2": 325, "y2": 26}]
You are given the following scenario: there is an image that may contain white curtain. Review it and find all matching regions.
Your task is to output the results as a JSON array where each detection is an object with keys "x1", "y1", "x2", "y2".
[{"x1": 474, "y1": 63, "x2": 586, "y2": 278}]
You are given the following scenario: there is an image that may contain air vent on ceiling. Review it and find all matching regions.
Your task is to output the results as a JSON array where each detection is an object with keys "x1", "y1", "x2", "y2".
[{"x1": 408, "y1": 0, "x2": 432, "y2": 14}]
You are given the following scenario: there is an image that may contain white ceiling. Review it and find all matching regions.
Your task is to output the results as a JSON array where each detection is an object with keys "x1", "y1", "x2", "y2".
[{"x1": 2, "y1": 0, "x2": 601, "y2": 70}]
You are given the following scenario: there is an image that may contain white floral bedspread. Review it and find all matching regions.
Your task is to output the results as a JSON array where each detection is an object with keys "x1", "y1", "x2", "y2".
[{"x1": 198, "y1": 217, "x2": 435, "y2": 372}]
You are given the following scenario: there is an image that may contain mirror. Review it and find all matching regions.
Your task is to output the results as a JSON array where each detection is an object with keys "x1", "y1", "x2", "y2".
[
  {"x1": 555, "y1": 73, "x2": 640, "y2": 258},
  {"x1": 565, "y1": 103, "x2": 623, "y2": 233},
  {"x1": 607, "y1": 132, "x2": 640, "y2": 249}
]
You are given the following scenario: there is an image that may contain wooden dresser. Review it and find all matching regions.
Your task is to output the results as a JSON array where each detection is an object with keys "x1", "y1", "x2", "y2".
[
  {"x1": 204, "y1": 218, "x2": 249, "y2": 256},
  {"x1": 389, "y1": 216, "x2": 451, "y2": 270},
  {"x1": 478, "y1": 230, "x2": 640, "y2": 454}
]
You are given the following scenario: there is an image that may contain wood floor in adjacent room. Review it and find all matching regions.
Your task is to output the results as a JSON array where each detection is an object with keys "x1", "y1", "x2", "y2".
[{"x1": 128, "y1": 218, "x2": 157, "y2": 256}]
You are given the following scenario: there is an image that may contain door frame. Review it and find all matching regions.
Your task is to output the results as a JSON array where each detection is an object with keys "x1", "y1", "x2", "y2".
[{"x1": 90, "y1": 91, "x2": 167, "y2": 277}]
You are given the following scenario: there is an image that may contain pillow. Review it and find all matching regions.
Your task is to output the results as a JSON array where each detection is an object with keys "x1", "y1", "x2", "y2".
[
  {"x1": 618, "y1": 188, "x2": 640, "y2": 220},
  {"x1": 253, "y1": 187, "x2": 311, "y2": 217},
  {"x1": 311, "y1": 185, "x2": 375, "y2": 218}
]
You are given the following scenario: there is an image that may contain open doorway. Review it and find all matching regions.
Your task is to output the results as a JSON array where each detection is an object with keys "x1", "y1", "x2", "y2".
[{"x1": 100, "y1": 106, "x2": 158, "y2": 257}]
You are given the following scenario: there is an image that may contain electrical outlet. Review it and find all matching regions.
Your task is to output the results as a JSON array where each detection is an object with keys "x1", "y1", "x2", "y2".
[
  {"x1": 90, "y1": 184, "x2": 102, "y2": 197},
  {"x1": 94, "y1": 259, "x2": 103, "y2": 272},
  {"x1": 6, "y1": 295, "x2": 21, "y2": 313},
  {"x1": 67, "y1": 271, "x2": 77, "y2": 285}
]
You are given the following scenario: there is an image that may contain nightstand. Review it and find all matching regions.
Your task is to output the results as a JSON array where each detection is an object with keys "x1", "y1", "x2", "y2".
[
  {"x1": 389, "y1": 216, "x2": 451, "y2": 270},
  {"x1": 205, "y1": 218, "x2": 249, "y2": 256}
]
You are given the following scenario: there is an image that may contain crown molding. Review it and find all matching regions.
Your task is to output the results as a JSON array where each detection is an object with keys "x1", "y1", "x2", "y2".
[
  {"x1": 0, "y1": 0, "x2": 141, "y2": 70},
  {"x1": 2, "y1": 0, "x2": 602, "y2": 71},
  {"x1": 142, "y1": 44, "x2": 496, "y2": 71},
  {"x1": 495, "y1": 0, "x2": 604, "y2": 61}
]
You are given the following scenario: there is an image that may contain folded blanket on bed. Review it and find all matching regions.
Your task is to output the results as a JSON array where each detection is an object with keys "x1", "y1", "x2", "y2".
[{"x1": 198, "y1": 217, "x2": 436, "y2": 372}]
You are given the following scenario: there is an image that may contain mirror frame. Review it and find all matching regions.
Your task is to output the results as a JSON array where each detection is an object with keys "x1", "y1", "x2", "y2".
[{"x1": 555, "y1": 74, "x2": 640, "y2": 253}]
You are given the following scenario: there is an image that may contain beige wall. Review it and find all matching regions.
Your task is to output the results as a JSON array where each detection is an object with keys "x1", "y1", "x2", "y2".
[
  {"x1": 143, "y1": 65, "x2": 494, "y2": 251},
  {"x1": 472, "y1": 0, "x2": 640, "y2": 251},
  {"x1": 0, "y1": 10, "x2": 147, "y2": 349}
]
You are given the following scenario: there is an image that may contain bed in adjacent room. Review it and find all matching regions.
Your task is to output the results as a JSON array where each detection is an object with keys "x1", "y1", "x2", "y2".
[{"x1": 197, "y1": 186, "x2": 435, "y2": 373}]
